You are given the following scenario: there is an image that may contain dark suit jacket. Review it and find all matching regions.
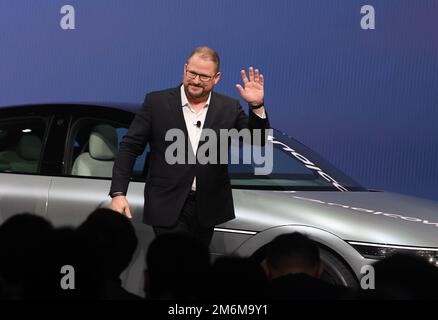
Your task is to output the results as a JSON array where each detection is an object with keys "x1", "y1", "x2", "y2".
[{"x1": 110, "y1": 86, "x2": 270, "y2": 227}]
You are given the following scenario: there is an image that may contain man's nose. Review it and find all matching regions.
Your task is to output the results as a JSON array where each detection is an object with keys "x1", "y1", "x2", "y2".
[{"x1": 192, "y1": 76, "x2": 201, "y2": 84}]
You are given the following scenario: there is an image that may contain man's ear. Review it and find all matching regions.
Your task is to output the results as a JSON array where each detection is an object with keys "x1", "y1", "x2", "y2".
[
  {"x1": 316, "y1": 262, "x2": 325, "y2": 279},
  {"x1": 260, "y1": 259, "x2": 272, "y2": 279},
  {"x1": 182, "y1": 64, "x2": 188, "y2": 83},
  {"x1": 214, "y1": 72, "x2": 221, "y2": 85}
]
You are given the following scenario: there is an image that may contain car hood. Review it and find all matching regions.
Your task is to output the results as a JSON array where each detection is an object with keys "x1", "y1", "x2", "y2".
[{"x1": 222, "y1": 190, "x2": 438, "y2": 248}]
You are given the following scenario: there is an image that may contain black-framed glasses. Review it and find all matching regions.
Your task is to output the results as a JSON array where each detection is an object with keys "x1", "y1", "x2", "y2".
[{"x1": 185, "y1": 69, "x2": 216, "y2": 82}]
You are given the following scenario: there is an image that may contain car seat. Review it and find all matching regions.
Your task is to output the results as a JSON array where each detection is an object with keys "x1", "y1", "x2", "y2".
[
  {"x1": 71, "y1": 124, "x2": 118, "y2": 177},
  {"x1": 8, "y1": 134, "x2": 42, "y2": 173}
]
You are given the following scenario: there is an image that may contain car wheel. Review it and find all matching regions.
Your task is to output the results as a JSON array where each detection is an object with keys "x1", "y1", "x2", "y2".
[
  {"x1": 319, "y1": 247, "x2": 358, "y2": 288},
  {"x1": 250, "y1": 244, "x2": 359, "y2": 288}
]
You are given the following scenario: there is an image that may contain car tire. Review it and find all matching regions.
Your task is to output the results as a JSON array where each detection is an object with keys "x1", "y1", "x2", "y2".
[
  {"x1": 319, "y1": 247, "x2": 358, "y2": 288},
  {"x1": 251, "y1": 244, "x2": 359, "y2": 288}
]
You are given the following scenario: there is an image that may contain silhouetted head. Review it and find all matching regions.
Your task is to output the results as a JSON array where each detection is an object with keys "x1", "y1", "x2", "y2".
[
  {"x1": 77, "y1": 208, "x2": 138, "y2": 279},
  {"x1": 209, "y1": 256, "x2": 268, "y2": 300},
  {"x1": 0, "y1": 213, "x2": 54, "y2": 298},
  {"x1": 264, "y1": 232, "x2": 323, "y2": 280},
  {"x1": 145, "y1": 232, "x2": 211, "y2": 300},
  {"x1": 372, "y1": 253, "x2": 438, "y2": 299},
  {"x1": 48, "y1": 227, "x2": 103, "y2": 299}
]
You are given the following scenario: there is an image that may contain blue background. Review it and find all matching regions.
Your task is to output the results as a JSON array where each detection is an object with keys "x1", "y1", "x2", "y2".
[{"x1": 0, "y1": 0, "x2": 437, "y2": 201}]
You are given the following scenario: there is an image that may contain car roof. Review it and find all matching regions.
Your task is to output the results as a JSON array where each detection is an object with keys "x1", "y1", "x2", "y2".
[{"x1": 0, "y1": 102, "x2": 142, "y2": 119}]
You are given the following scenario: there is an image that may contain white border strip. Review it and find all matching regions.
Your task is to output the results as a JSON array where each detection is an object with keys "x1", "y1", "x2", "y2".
[
  {"x1": 214, "y1": 227, "x2": 257, "y2": 235},
  {"x1": 348, "y1": 241, "x2": 438, "y2": 252}
]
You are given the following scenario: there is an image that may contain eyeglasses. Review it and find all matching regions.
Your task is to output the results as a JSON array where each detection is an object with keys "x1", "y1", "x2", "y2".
[{"x1": 185, "y1": 69, "x2": 216, "y2": 82}]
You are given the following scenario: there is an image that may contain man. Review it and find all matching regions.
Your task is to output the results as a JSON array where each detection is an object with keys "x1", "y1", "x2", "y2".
[
  {"x1": 144, "y1": 233, "x2": 211, "y2": 300},
  {"x1": 263, "y1": 233, "x2": 324, "y2": 281},
  {"x1": 263, "y1": 232, "x2": 351, "y2": 300},
  {"x1": 109, "y1": 46, "x2": 270, "y2": 247}
]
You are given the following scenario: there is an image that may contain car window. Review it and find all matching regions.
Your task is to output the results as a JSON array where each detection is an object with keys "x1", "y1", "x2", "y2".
[
  {"x1": 228, "y1": 130, "x2": 366, "y2": 191},
  {"x1": 68, "y1": 119, "x2": 148, "y2": 180},
  {"x1": 0, "y1": 118, "x2": 46, "y2": 174}
]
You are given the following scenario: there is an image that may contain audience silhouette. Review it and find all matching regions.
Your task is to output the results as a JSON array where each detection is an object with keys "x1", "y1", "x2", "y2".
[
  {"x1": 0, "y1": 213, "x2": 55, "y2": 299},
  {"x1": 208, "y1": 256, "x2": 268, "y2": 300},
  {"x1": 363, "y1": 253, "x2": 438, "y2": 299},
  {"x1": 144, "y1": 232, "x2": 210, "y2": 300},
  {"x1": 263, "y1": 232, "x2": 352, "y2": 299},
  {"x1": 1, "y1": 212, "x2": 437, "y2": 300},
  {"x1": 77, "y1": 208, "x2": 142, "y2": 300}
]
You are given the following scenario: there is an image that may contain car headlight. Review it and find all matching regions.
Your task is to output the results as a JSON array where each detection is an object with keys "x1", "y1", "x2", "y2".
[{"x1": 348, "y1": 241, "x2": 438, "y2": 267}]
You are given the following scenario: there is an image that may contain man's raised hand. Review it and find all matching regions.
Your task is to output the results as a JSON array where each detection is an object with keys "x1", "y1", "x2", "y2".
[{"x1": 235, "y1": 66, "x2": 264, "y2": 106}]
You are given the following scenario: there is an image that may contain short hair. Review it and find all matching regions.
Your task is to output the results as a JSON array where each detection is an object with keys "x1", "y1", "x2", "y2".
[
  {"x1": 146, "y1": 233, "x2": 211, "y2": 299},
  {"x1": 266, "y1": 232, "x2": 320, "y2": 270},
  {"x1": 77, "y1": 208, "x2": 138, "y2": 277},
  {"x1": 187, "y1": 46, "x2": 220, "y2": 72}
]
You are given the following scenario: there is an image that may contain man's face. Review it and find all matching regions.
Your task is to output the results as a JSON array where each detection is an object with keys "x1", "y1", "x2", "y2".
[{"x1": 183, "y1": 54, "x2": 221, "y2": 100}]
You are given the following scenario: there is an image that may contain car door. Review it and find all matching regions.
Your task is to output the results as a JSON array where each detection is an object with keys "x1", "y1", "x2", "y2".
[
  {"x1": 0, "y1": 111, "x2": 52, "y2": 223},
  {"x1": 46, "y1": 109, "x2": 152, "y2": 296},
  {"x1": 46, "y1": 113, "x2": 149, "y2": 227}
]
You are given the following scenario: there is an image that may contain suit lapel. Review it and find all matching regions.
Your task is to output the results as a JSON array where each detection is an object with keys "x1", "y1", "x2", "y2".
[
  {"x1": 202, "y1": 91, "x2": 220, "y2": 131},
  {"x1": 168, "y1": 86, "x2": 188, "y2": 133},
  {"x1": 198, "y1": 92, "x2": 222, "y2": 152},
  {"x1": 168, "y1": 86, "x2": 196, "y2": 161}
]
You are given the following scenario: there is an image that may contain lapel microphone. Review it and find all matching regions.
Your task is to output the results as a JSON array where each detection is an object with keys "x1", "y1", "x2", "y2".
[{"x1": 195, "y1": 121, "x2": 201, "y2": 128}]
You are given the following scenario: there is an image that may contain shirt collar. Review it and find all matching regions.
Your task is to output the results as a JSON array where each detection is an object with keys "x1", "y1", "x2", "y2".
[{"x1": 180, "y1": 84, "x2": 211, "y2": 109}]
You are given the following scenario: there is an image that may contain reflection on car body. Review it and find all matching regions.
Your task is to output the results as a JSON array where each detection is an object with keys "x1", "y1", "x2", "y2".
[{"x1": 1, "y1": 103, "x2": 438, "y2": 296}]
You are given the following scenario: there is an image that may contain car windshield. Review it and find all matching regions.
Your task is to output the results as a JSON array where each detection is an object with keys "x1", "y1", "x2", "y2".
[{"x1": 229, "y1": 129, "x2": 366, "y2": 191}]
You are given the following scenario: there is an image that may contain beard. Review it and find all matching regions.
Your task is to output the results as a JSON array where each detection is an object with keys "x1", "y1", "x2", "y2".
[{"x1": 185, "y1": 83, "x2": 209, "y2": 100}]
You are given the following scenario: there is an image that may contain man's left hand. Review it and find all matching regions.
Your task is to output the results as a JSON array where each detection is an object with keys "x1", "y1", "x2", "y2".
[{"x1": 236, "y1": 66, "x2": 264, "y2": 106}]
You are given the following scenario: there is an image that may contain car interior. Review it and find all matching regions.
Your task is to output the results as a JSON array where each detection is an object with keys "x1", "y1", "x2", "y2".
[
  {"x1": 71, "y1": 124, "x2": 118, "y2": 178},
  {"x1": 0, "y1": 132, "x2": 42, "y2": 173}
]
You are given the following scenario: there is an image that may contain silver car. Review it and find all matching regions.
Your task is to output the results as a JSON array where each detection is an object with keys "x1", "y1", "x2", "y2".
[{"x1": 1, "y1": 103, "x2": 438, "y2": 296}]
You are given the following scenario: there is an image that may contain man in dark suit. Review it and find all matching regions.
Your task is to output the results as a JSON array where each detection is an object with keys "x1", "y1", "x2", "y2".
[{"x1": 109, "y1": 47, "x2": 270, "y2": 247}]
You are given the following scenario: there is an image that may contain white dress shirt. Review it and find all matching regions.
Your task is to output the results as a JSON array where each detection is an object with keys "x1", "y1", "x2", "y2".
[
  {"x1": 180, "y1": 85, "x2": 266, "y2": 191},
  {"x1": 181, "y1": 85, "x2": 210, "y2": 191}
]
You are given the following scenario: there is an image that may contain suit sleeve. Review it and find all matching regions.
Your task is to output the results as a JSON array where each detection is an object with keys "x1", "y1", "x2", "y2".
[
  {"x1": 234, "y1": 102, "x2": 270, "y2": 145},
  {"x1": 109, "y1": 94, "x2": 152, "y2": 195}
]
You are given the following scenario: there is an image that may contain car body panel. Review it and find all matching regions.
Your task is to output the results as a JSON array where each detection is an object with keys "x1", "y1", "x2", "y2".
[
  {"x1": 0, "y1": 173, "x2": 51, "y2": 223},
  {"x1": 1, "y1": 103, "x2": 438, "y2": 296},
  {"x1": 220, "y1": 190, "x2": 438, "y2": 247}
]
